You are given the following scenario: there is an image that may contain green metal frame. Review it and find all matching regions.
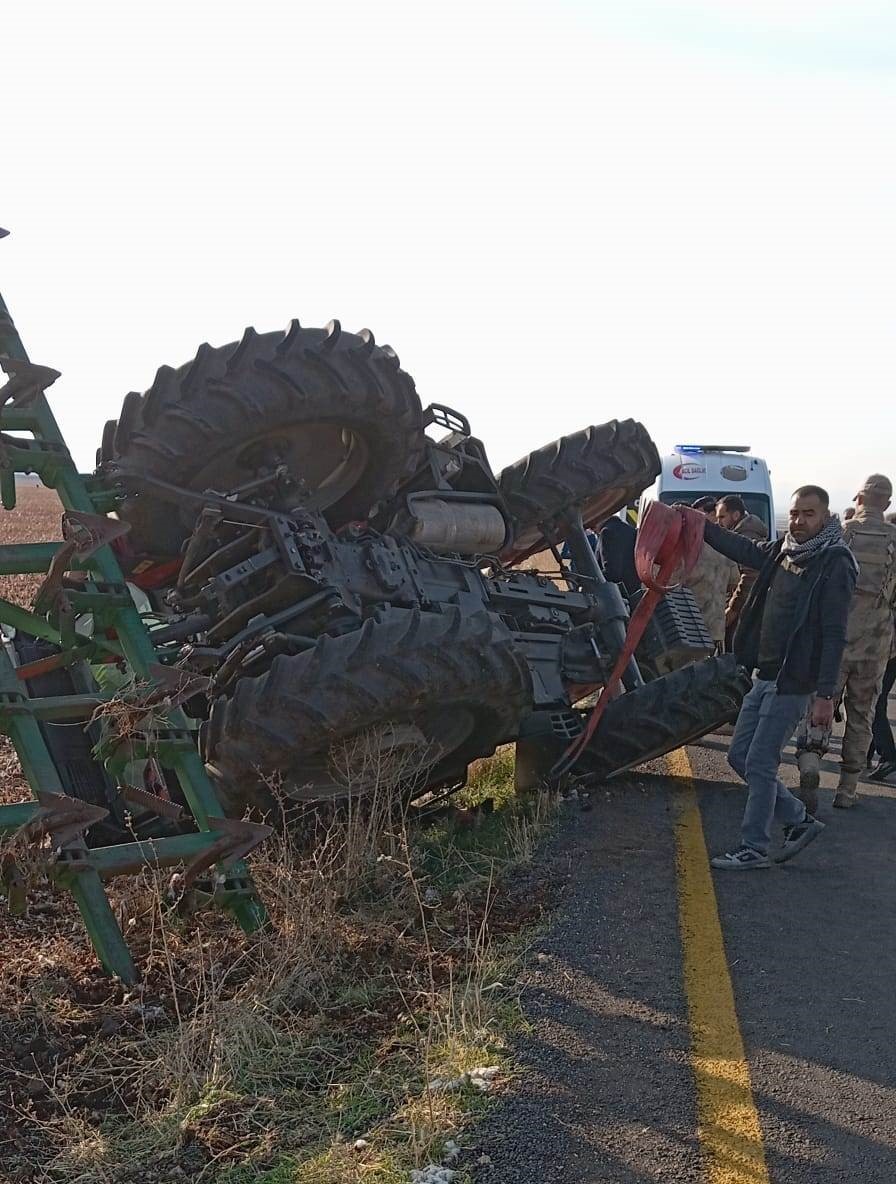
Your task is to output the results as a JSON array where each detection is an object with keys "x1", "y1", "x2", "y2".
[{"x1": 0, "y1": 287, "x2": 266, "y2": 981}]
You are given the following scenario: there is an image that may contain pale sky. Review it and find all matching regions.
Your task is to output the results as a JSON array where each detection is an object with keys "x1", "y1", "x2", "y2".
[{"x1": 3, "y1": 1, "x2": 895, "y2": 517}]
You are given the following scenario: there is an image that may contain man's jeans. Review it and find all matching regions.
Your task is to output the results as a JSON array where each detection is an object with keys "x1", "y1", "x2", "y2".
[{"x1": 728, "y1": 679, "x2": 809, "y2": 854}]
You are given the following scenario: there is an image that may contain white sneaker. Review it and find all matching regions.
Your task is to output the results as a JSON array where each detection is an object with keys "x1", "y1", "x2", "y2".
[{"x1": 710, "y1": 846, "x2": 770, "y2": 870}]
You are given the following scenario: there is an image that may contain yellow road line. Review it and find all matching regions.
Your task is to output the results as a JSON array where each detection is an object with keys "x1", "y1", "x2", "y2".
[{"x1": 668, "y1": 746, "x2": 770, "y2": 1184}]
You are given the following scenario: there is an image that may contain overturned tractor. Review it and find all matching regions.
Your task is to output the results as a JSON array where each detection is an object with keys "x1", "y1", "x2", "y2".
[
  {"x1": 0, "y1": 298, "x2": 750, "y2": 978},
  {"x1": 97, "y1": 320, "x2": 749, "y2": 809}
]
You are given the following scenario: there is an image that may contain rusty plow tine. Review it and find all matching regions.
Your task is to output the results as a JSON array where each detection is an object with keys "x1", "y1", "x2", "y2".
[
  {"x1": 62, "y1": 510, "x2": 131, "y2": 559},
  {"x1": 181, "y1": 817, "x2": 273, "y2": 887},
  {"x1": 0, "y1": 357, "x2": 61, "y2": 407},
  {"x1": 30, "y1": 790, "x2": 109, "y2": 847},
  {"x1": 117, "y1": 784, "x2": 188, "y2": 823},
  {"x1": 146, "y1": 663, "x2": 214, "y2": 706}
]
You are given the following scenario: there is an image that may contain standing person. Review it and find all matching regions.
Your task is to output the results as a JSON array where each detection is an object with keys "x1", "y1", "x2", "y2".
[
  {"x1": 685, "y1": 496, "x2": 738, "y2": 650},
  {"x1": 596, "y1": 514, "x2": 639, "y2": 598},
  {"x1": 795, "y1": 475, "x2": 896, "y2": 808},
  {"x1": 867, "y1": 510, "x2": 896, "y2": 782},
  {"x1": 716, "y1": 495, "x2": 769, "y2": 644},
  {"x1": 867, "y1": 644, "x2": 896, "y2": 782},
  {"x1": 701, "y1": 486, "x2": 856, "y2": 869}
]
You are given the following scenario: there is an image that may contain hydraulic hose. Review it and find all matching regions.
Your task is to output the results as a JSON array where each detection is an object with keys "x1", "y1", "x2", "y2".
[{"x1": 552, "y1": 501, "x2": 705, "y2": 776}]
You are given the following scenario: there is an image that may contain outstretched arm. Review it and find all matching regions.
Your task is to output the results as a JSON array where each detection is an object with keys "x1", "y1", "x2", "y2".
[{"x1": 703, "y1": 520, "x2": 775, "y2": 570}]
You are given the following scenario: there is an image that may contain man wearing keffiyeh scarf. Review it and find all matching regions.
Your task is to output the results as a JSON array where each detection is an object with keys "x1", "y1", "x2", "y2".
[
  {"x1": 780, "y1": 514, "x2": 845, "y2": 566},
  {"x1": 697, "y1": 486, "x2": 857, "y2": 870}
]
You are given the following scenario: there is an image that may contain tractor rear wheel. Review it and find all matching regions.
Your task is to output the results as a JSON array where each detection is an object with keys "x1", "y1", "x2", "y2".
[
  {"x1": 497, "y1": 420, "x2": 660, "y2": 565},
  {"x1": 100, "y1": 321, "x2": 426, "y2": 560},
  {"x1": 577, "y1": 654, "x2": 751, "y2": 779},
  {"x1": 519, "y1": 654, "x2": 750, "y2": 786},
  {"x1": 202, "y1": 607, "x2": 532, "y2": 813}
]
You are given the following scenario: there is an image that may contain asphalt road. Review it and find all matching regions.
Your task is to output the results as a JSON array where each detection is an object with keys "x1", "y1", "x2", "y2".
[{"x1": 471, "y1": 712, "x2": 896, "y2": 1183}]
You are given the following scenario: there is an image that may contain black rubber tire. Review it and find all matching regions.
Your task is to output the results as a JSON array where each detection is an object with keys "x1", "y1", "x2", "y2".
[
  {"x1": 572, "y1": 654, "x2": 751, "y2": 780},
  {"x1": 97, "y1": 419, "x2": 116, "y2": 468},
  {"x1": 203, "y1": 607, "x2": 532, "y2": 811},
  {"x1": 102, "y1": 320, "x2": 426, "y2": 558},
  {"x1": 497, "y1": 419, "x2": 661, "y2": 565}
]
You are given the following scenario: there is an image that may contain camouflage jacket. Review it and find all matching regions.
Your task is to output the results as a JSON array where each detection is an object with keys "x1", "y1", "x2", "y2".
[
  {"x1": 842, "y1": 507, "x2": 896, "y2": 656},
  {"x1": 725, "y1": 513, "x2": 769, "y2": 624},
  {"x1": 686, "y1": 544, "x2": 738, "y2": 643}
]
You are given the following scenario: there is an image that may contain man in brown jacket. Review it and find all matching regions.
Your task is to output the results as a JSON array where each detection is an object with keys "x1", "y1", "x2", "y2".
[{"x1": 717, "y1": 495, "x2": 769, "y2": 645}]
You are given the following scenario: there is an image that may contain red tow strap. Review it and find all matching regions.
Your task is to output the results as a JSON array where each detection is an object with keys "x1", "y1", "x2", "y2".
[{"x1": 553, "y1": 502, "x2": 706, "y2": 776}]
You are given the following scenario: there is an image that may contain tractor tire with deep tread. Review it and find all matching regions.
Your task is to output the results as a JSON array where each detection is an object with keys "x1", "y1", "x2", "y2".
[
  {"x1": 497, "y1": 419, "x2": 661, "y2": 565},
  {"x1": 102, "y1": 320, "x2": 426, "y2": 558},
  {"x1": 203, "y1": 607, "x2": 532, "y2": 811},
  {"x1": 572, "y1": 654, "x2": 751, "y2": 780}
]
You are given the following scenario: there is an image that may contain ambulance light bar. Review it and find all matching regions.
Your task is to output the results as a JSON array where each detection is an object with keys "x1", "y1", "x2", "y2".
[{"x1": 674, "y1": 444, "x2": 751, "y2": 454}]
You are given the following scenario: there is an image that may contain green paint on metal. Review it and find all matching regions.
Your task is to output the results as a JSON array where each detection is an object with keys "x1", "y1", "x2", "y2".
[
  {"x1": 85, "y1": 831, "x2": 227, "y2": 877},
  {"x1": 0, "y1": 542, "x2": 62, "y2": 574},
  {"x1": 0, "y1": 646, "x2": 138, "y2": 981},
  {"x1": 0, "y1": 799, "x2": 42, "y2": 833},
  {"x1": 1, "y1": 469, "x2": 15, "y2": 510},
  {"x1": 0, "y1": 597, "x2": 62, "y2": 643},
  {"x1": 68, "y1": 871, "x2": 138, "y2": 982},
  {"x1": 228, "y1": 886, "x2": 268, "y2": 932},
  {"x1": 0, "y1": 692, "x2": 102, "y2": 722},
  {"x1": 66, "y1": 586, "x2": 134, "y2": 613}
]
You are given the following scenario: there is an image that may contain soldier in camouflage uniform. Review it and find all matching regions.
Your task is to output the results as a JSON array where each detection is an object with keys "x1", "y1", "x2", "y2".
[
  {"x1": 866, "y1": 509, "x2": 896, "y2": 782},
  {"x1": 796, "y1": 474, "x2": 896, "y2": 809},
  {"x1": 686, "y1": 497, "x2": 739, "y2": 648}
]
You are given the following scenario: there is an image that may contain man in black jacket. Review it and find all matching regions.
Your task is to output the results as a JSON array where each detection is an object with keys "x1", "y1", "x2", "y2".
[
  {"x1": 597, "y1": 515, "x2": 639, "y2": 597},
  {"x1": 701, "y1": 485, "x2": 857, "y2": 868}
]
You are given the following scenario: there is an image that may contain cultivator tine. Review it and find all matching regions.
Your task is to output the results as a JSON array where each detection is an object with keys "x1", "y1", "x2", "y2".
[
  {"x1": 32, "y1": 510, "x2": 131, "y2": 614},
  {"x1": 118, "y1": 783, "x2": 188, "y2": 822},
  {"x1": 28, "y1": 790, "x2": 110, "y2": 848},
  {"x1": 181, "y1": 817, "x2": 272, "y2": 887},
  {"x1": 0, "y1": 356, "x2": 61, "y2": 408},
  {"x1": 145, "y1": 663, "x2": 214, "y2": 709},
  {"x1": 32, "y1": 543, "x2": 77, "y2": 613},
  {"x1": 63, "y1": 510, "x2": 131, "y2": 557}
]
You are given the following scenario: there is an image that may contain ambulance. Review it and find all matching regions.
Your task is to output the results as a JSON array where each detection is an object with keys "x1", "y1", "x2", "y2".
[{"x1": 641, "y1": 445, "x2": 776, "y2": 537}]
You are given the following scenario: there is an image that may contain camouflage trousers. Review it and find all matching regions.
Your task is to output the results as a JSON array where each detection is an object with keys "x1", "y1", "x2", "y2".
[{"x1": 796, "y1": 650, "x2": 890, "y2": 777}]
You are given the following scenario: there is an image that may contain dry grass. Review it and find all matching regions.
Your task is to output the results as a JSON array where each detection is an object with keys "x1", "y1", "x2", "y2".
[{"x1": 2, "y1": 753, "x2": 557, "y2": 1183}]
